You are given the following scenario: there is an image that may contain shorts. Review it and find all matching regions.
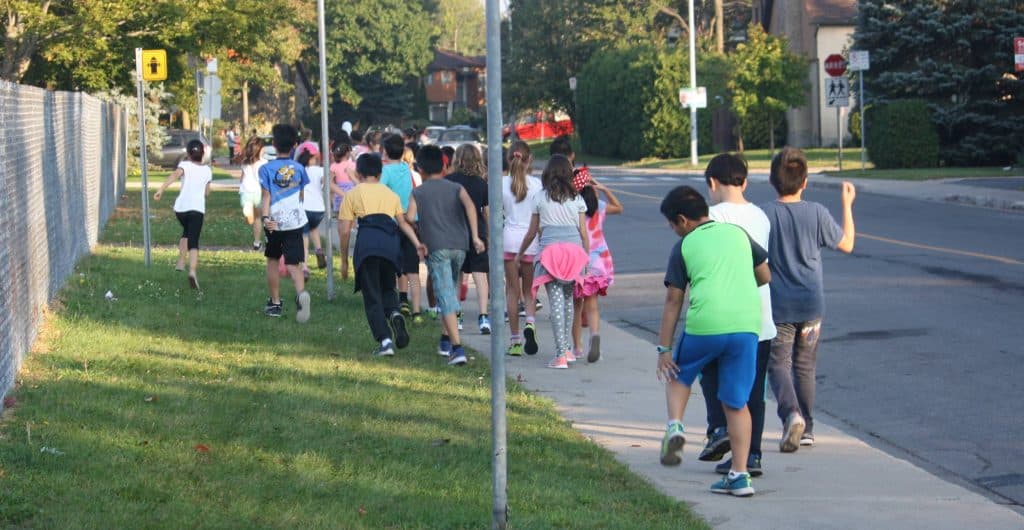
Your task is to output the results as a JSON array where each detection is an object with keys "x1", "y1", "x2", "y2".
[
  {"x1": 240, "y1": 191, "x2": 261, "y2": 215},
  {"x1": 303, "y1": 210, "x2": 325, "y2": 234},
  {"x1": 264, "y1": 228, "x2": 304, "y2": 265},
  {"x1": 502, "y1": 252, "x2": 535, "y2": 263},
  {"x1": 399, "y1": 233, "x2": 421, "y2": 275},
  {"x1": 673, "y1": 332, "x2": 758, "y2": 410},
  {"x1": 461, "y1": 246, "x2": 489, "y2": 273},
  {"x1": 175, "y1": 210, "x2": 204, "y2": 250},
  {"x1": 427, "y1": 249, "x2": 466, "y2": 317}
]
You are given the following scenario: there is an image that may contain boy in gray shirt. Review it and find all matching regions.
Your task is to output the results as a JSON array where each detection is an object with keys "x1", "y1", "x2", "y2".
[
  {"x1": 761, "y1": 147, "x2": 856, "y2": 452},
  {"x1": 407, "y1": 145, "x2": 485, "y2": 366}
]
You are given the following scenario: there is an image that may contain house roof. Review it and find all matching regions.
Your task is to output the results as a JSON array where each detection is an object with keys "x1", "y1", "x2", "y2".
[
  {"x1": 805, "y1": 0, "x2": 857, "y2": 26},
  {"x1": 428, "y1": 49, "x2": 485, "y2": 72}
]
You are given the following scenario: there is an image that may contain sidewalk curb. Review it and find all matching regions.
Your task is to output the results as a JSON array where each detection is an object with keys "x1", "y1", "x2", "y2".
[{"x1": 807, "y1": 174, "x2": 1024, "y2": 213}]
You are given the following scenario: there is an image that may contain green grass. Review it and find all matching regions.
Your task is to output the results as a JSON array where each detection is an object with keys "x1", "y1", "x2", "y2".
[
  {"x1": 0, "y1": 239, "x2": 707, "y2": 526},
  {"x1": 823, "y1": 166, "x2": 1020, "y2": 180},
  {"x1": 526, "y1": 139, "x2": 627, "y2": 167},
  {"x1": 626, "y1": 148, "x2": 865, "y2": 170},
  {"x1": 102, "y1": 186, "x2": 254, "y2": 248},
  {"x1": 127, "y1": 167, "x2": 236, "y2": 184}
]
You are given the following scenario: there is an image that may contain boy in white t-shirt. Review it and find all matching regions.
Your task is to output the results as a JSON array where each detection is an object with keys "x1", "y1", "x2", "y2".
[
  {"x1": 154, "y1": 140, "x2": 212, "y2": 291},
  {"x1": 697, "y1": 153, "x2": 776, "y2": 478}
]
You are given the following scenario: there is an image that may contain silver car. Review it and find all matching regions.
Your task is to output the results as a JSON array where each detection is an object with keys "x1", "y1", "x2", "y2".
[
  {"x1": 436, "y1": 127, "x2": 485, "y2": 152},
  {"x1": 154, "y1": 129, "x2": 212, "y2": 167}
]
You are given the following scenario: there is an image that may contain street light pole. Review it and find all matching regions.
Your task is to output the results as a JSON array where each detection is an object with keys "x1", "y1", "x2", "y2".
[
  {"x1": 316, "y1": 0, "x2": 334, "y2": 300},
  {"x1": 687, "y1": 0, "x2": 698, "y2": 166}
]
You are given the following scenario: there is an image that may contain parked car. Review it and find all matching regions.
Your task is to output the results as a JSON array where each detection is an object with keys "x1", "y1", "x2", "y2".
[
  {"x1": 436, "y1": 126, "x2": 485, "y2": 152},
  {"x1": 154, "y1": 129, "x2": 212, "y2": 168},
  {"x1": 502, "y1": 111, "x2": 574, "y2": 141},
  {"x1": 421, "y1": 126, "x2": 446, "y2": 145}
]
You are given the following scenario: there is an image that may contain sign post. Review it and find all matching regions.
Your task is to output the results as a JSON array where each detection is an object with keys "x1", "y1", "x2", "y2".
[
  {"x1": 849, "y1": 50, "x2": 870, "y2": 171},
  {"x1": 316, "y1": 0, "x2": 334, "y2": 300},
  {"x1": 136, "y1": 49, "x2": 168, "y2": 267},
  {"x1": 824, "y1": 54, "x2": 848, "y2": 171}
]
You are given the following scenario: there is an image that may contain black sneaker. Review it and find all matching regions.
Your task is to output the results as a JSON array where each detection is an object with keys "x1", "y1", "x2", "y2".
[
  {"x1": 698, "y1": 426, "x2": 731, "y2": 462},
  {"x1": 264, "y1": 299, "x2": 283, "y2": 317},
  {"x1": 523, "y1": 323, "x2": 538, "y2": 355},
  {"x1": 399, "y1": 301, "x2": 412, "y2": 317},
  {"x1": 715, "y1": 454, "x2": 763, "y2": 477},
  {"x1": 253, "y1": 240, "x2": 262, "y2": 251},
  {"x1": 390, "y1": 311, "x2": 410, "y2": 349}
]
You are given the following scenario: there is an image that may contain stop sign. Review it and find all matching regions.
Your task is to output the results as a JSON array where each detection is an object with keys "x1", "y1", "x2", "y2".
[{"x1": 824, "y1": 54, "x2": 847, "y2": 77}]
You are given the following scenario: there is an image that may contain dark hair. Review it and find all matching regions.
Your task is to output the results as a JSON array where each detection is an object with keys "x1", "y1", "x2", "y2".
[
  {"x1": 350, "y1": 130, "x2": 364, "y2": 143},
  {"x1": 416, "y1": 144, "x2": 445, "y2": 175},
  {"x1": 770, "y1": 147, "x2": 808, "y2": 196},
  {"x1": 296, "y1": 150, "x2": 313, "y2": 167},
  {"x1": 334, "y1": 129, "x2": 351, "y2": 146},
  {"x1": 581, "y1": 185, "x2": 599, "y2": 218},
  {"x1": 541, "y1": 154, "x2": 576, "y2": 203},
  {"x1": 704, "y1": 153, "x2": 748, "y2": 187},
  {"x1": 501, "y1": 146, "x2": 509, "y2": 173},
  {"x1": 549, "y1": 135, "x2": 574, "y2": 158},
  {"x1": 403, "y1": 127, "x2": 417, "y2": 139},
  {"x1": 441, "y1": 145, "x2": 455, "y2": 161},
  {"x1": 240, "y1": 136, "x2": 263, "y2": 165},
  {"x1": 332, "y1": 141, "x2": 352, "y2": 162},
  {"x1": 356, "y1": 153, "x2": 383, "y2": 178},
  {"x1": 186, "y1": 139, "x2": 205, "y2": 162},
  {"x1": 383, "y1": 133, "x2": 405, "y2": 160},
  {"x1": 660, "y1": 185, "x2": 709, "y2": 222},
  {"x1": 271, "y1": 124, "x2": 298, "y2": 152}
]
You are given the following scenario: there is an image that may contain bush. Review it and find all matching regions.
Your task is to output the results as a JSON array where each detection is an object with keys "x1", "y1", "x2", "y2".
[
  {"x1": 865, "y1": 100, "x2": 939, "y2": 169},
  {"x1": 740, "y1": 106, "x2": 787, "y2": 150}
]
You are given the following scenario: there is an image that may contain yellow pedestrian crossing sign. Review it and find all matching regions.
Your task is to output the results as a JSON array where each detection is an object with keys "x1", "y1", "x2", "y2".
[{"x1": 140, "y1": 49, "x2": 168, "y2": 81}]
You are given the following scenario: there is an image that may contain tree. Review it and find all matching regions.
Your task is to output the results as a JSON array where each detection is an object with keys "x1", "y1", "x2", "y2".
[
  {"x1": 727, "y1": 23, "x2": 806, "y2": 152},
  {"x1": 855, "y1": 0, "x2": 1024, "y2": 165},
  {"x1": 435, "y1": 0, "x2": 485, "y2": 56}
]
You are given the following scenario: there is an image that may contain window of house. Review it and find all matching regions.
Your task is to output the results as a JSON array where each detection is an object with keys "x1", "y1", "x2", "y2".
[
  {"x1": 426, "y1": 73, "x2": 433, "y2": 86},
  {"x1": 441, "y1": 71, "x2": 453, "y2": 84}
]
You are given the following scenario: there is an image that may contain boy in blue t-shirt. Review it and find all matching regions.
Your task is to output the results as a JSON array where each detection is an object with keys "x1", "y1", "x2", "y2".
[
  {"x1": 380, "y1": 133, "x2": 422, "y2": 319},
  {"x1": 761, "y1": 147, "x2": 856, "y2": 452},
  {"x1": 260, "y1": 124, "x2": 312, "y2": 323}
]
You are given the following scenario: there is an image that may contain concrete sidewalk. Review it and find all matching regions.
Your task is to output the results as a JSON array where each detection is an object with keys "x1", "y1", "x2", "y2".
[{"x1": 456, "y1": 288, "x2": 1024, "y2": 529}]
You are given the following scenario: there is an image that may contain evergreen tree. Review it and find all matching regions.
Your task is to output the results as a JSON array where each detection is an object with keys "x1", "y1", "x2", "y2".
[{"x1": 854, "y1": 0, "x2": 1024, "y2": 165}]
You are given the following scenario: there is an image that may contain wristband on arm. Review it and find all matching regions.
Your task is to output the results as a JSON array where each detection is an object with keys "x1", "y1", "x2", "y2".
[{"x1": 656, "y1": 345, "x2": 672, "y2": 355}]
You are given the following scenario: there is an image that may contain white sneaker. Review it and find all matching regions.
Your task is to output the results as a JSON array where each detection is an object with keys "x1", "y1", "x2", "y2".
[{"x1": 781, "y1": 412, "x2": 806, "y2": 453}]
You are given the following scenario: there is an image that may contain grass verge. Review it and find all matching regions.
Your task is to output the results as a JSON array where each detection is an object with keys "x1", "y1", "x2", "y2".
[
  {"x1": 626, "y1": 148, "x2": 865, "y2": 171},
  {"x1": 0, "y1": 245, "x2": 707, "y2": 528},
  {"x1": 822, "y1": 167, "x2": 1020, "y2": 180}
]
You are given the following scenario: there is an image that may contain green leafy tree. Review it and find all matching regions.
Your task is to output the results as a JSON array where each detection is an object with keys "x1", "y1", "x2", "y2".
[
  {"x1": 435, "y1": 0, "x2": 486, "y2": 56},
  {"x1": 855, "y1": 0, "x2": 1024, "y2": 165},
  {"x1": 726, "y1": 23, "x2": 806, "y2": 152}
]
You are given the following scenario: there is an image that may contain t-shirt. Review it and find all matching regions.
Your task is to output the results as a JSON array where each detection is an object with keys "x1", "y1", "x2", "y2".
[
  {"x1": 446, "y1": 172, "x2": 488, "y2": 238},
  {"x1": 502, "y1": 175, "x2": 542, "y2": 254},
  {"x1": 338, "y1": 182, "x2": 403, "y2": 221},
  {"x1": 302, "y1": 166, "x2": 326, "y2": 212},
  {"x1": 173, "y1": 160, "x2": 212, "y2": 214},
  {"x1": 663, "y1": 221, "x2": 768, "y2": 336},
  {"x1": 381, "y1": 162, "x2": 414, "y2": 211},
  {"x1": 239, "y1": 160, "x2": 265, "y2": 194},
  {"x1": 259, "y1": 158, "x2": 310, "y2": 231},
  {"x1": 533, "y1": 192, "x2": 586, "y2": 228},
  {"x1": 412, "y1": 179, "x2": 469, "y2": 253},
  {"x1": 709, "y1": 202, "x2": 776, "y2": 341},
  {"x1": 760, "y1": 200, "x2": 844, "y2": 323}
]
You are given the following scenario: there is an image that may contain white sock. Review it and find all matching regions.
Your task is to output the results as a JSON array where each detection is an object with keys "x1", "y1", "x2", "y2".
[
  {"x1": 728, "y1": 470, "x2": 747, "y2": 480},
  {"x1": 381, "y1": 338, "x2": 393, "y2": 348},
  {"x1": 667, "y1": 420, "x2": 683, "y2": 430}
]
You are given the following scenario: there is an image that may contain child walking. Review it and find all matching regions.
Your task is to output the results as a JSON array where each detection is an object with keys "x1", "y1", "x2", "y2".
[
  {"x1": 238, "y1": 136, "x2": 266, "y2": 251},
  {"x1": 407, "y1": 145, "x2": 485, "y2": 366},
  {"x1": 446, "y1": 143, "x2": 491, "y2": 335},
  {"x1": 296, "y1": 142, "x2": 327, "y2": 276},
  {"x1": 656, "y1": 185, "x2": 771, "y2": 497},
  {"x1": 762, "y1": 147, "x2": 856, "y2": 452},
  {"x1": 502, "y1": 141, "x2": 542, "y2": 356},
  {"x1": 380, "y1": 134, "x2": 422, "y2": 321},
  {"x1": 517, "y1": 155, "x2": 589, "y2": 369},
  {"x1": 259, "y1": 124, "x2": 312, "y2": 323},
  {"x1": 153, "y1": 140, "x2": 211, "y2": 290},
  {"x1": 570, "y1": 170, "x2": 623, "y2": 363}
]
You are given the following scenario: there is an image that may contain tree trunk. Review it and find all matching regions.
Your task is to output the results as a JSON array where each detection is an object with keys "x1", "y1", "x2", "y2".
[
  {"x1": 242, "y1": 79, "x2": 250, "y2": 134},
  {"x1": 2, "y1": 5, "x2": 46, "y2": 83},
  {"x1": 714, "y1": 0, "x2": 724, "y2": 53},
  {"x1": 768, "y1": 113, "x2": 775, "y2": 155}
]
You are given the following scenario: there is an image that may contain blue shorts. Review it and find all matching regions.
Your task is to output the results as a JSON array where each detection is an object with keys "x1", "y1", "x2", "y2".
[
  {"x1": 427, "y1": 249, "x2": 465, "y2": 317},
  {"x1": 673, "y1": 332, "x2": 758, "y2": 409},
  {"x1": 303, "y1": 211, "x2": 325, "y2": 234}
]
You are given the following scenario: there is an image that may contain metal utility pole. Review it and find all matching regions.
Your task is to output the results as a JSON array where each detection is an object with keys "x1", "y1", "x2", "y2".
[
  {"x1": 687, "y1": 0, "x2": 698, "y2": 166},
  {"x1": 316, "y1": 0, "x2": 334, "y2": 300},
  {"x1": 135, "y1": 48, "x2": 152, "y2": 267},
  {"x1": 485, "y1": 0, "x2": 508, "y2": 526}
]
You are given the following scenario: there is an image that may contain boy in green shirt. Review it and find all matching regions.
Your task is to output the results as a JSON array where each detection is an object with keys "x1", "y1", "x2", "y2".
[{"x1": 656, "y1": 185, "x2": 771, "y2": 497}]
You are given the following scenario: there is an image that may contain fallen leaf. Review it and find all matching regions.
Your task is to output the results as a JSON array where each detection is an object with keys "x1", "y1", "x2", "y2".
[
  {"x1": 140, "y1": 440, "x2": 150, "y2": 446},
  {"x1": 358, "y1": 506, "x2": 367, "y2": 516},
  {"x1": 144, "y1": 395, "x2": 158, "y2": 403},
  {"x1": 193, "y1": 444, "x2": 210, "y2": 453},
  {"x1": 431, "y1": 438, "x2": 451, "y2": 447},
  {"x1": 2, "y1": 396, "x2": 16, "y2": 408},
  {"x1": 516, "y1": 374, "x2": 525, "y2": 383}
]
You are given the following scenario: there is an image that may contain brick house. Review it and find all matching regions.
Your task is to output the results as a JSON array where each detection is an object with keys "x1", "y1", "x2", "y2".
[{"x1": 424, "y1": 49, "x2": 486, "y2": 123}]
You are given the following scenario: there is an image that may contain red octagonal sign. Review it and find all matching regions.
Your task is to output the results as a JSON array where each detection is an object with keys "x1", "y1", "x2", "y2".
[{"x1": 824, "y1": 54, "x2": 847, "y2": 77}]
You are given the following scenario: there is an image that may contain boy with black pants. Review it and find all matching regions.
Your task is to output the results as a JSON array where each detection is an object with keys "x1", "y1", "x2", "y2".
[
  {"x1": 260, "y1": 124, "x2": 311, "y2": 322},
  {"x1": 656, "y1": 186, "x2": 771, "y2": 497},
  {"x1": 338, "y1": 153, "x2": 426, "y2": 356},
  {"x1": 380, "y1": 133, "x2": 422, "y2": 320},
  {"x1": 694, "y1": 154, "x2": 775, "y2": 478}
]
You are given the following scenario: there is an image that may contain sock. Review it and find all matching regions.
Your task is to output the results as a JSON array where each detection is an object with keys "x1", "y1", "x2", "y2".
[
  {"x1": 480, "y1": 313, "x2": 488, "y2": 319},
  {"x1": 399, "y1": 292, "x2": 408, "y2": 303},
  {"x1": 526, "y1": 316, "x2": 536, "y2": 324},
  {"x1": 510, "y1": 334, "x2": 522, "y2": 343},
  {"x1": 381, "y1": 338, "x2": 393, "y2": 348},
  {"x1": 728, "y1": 470, "x2": 747, "y2": 480},
  {"x1": 667, "y1": 420, "x2": 683, "y2": 430}
]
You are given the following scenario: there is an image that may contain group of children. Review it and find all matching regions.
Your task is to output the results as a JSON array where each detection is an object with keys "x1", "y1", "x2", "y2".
[{"x1": 655, "y1": 148, "x2": 856, "y2": 498}]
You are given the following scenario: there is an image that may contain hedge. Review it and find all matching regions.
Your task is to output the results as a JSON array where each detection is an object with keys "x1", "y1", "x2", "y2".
[{"x1": 865, "y1": 99, "x2": 939, "y2": 169}]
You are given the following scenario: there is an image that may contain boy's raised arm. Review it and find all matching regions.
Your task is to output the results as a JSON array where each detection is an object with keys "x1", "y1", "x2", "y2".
[{"x1": 836, "y1": 181, "x2": 856, "y2": 253}]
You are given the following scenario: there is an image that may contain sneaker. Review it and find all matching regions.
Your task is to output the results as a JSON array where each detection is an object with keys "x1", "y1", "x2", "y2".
[
  {"x1": 780, "y1": 412, "x2": 806, "y2": 453},
  {"x1": 517, "y1": 301, "x2": 526, "y2": 317},
  {"x1": 546, "y1": 354, "x2": 568, "y2": 369},
  {"x1": 564, "y1": 350, "x2": 578, "y2": 363},
  {"x1": 698, "y1": 426, "x2": 731, "y2": 462},
  {"x1": 587, "y1": 335, "x2": 601, "y2": 363},
  {"x1": 390, "y1": 312, "x2": 409, "y2": 349},
  {"x1": 506, "y1": 343, "x2": 524, "y2": 356},
  {"x1": 800, "y1": 433, "x2": 815, "y2": 447},
  {"x1": 428, "y1": 307, "x2": 440, "y2": 320},
  {"x1": 535, "y1": 299, "x2": 543, "y2": 312},
  {"x1": 295, "y1": 291, "x2": 311, "y2": 323},
  {"x1": 710, "y1": 472, "x2": 755, "y2": 497},
  {"x1": 315, "y1": 249, "x2": 326, "y2": 269},
  {"x1": 253, "y1": 240, "x2": 262, "y2": 251},
  {"x1": 659, "y1": 423, "x2": 686, "y2": 466},
  {"x1": 399, "y1": 301, "x2": 412, "y2": 317},
  {"x1": 457, "y1": 311, "x2": 464, "y2": 331},
  {"x1": 438, "y1": 338, "x2": 452, "y2": 357},
  {"x1": 715, "y1": 454, "x2": 763, "y2": 478},
  {"x1": 412, "y1": 313, "x2": 425, "y2": 325},
  {"x1": 478, "y1": 314, "x2": 491, "y2": 335},
  {"x1": 188, "y1": 275, "x2": 199, "y2": 290},
  {"x1": 302, "y1": 266, "x2": 310, "y2": 281},
  {"x1": 264, "y1": 299, "x2": 283, "y2": 317},
  {"x1": 448, "y1": 346, "x2": 468, "y2": 366},
  {"x1": 523, "y1": 323, "x2": 538, "y2": 355},
  {"x1": 373, "y1": 341, "x2": 395, "y2": 357}
]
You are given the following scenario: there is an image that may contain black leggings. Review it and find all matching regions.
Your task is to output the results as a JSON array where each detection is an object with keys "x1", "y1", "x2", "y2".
[{"x1": 175, "y1": 211, "x2": 204, "y2": 250}]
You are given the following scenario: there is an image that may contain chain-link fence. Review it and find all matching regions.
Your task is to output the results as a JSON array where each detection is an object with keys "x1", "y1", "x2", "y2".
[{"x1": 0, "y1": 80, "x2": 127, "y2": 403}]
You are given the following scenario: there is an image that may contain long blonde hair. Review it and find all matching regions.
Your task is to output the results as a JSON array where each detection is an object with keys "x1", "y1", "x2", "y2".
[
  {"x1": 452, "y1": 143, "x2": 486, "y2": 179},
  {"x1": 507, "y1": 140, "x2": 532, "y2": 202}
]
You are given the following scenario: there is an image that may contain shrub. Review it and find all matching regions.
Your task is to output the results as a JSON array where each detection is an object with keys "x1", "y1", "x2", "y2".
[
  {"x1": 865, "y1": 100, "x2": 939, "y2": 169},
  {"x1": 740, "y1": 106, "x2": 787, "y2": 150}
]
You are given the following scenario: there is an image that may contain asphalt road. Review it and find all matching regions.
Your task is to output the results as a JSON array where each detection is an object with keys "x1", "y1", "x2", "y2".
[{"x1": 588, "y1": 169, "x2": 1024, "y2": 510}]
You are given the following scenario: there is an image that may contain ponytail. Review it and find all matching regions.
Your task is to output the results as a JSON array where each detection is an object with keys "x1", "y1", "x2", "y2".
[{"x1": 508, "y1": 140, "x2": 532, "y2": 202}]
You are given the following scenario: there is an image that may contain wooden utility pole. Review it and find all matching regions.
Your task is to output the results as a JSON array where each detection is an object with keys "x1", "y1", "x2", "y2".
[
  {"x1": 714, "y1": 0, "x2": 724, "y2": 52},
  {"x1": 242, "y1": 80, "x2": 250, "y2": 134}
]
